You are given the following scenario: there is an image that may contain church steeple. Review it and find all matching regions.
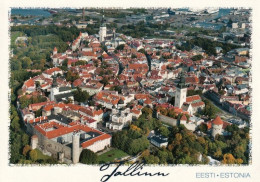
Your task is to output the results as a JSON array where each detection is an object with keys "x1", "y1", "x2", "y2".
[
  {"x1": 99, "y1": 10, "x2": 107, "y2": 42},
  {"x1": 177, "y1": 72, "x2": 186, "y2": 89},
  {"x1": 101, "y1": 10, "x2": 106, "y2": 27},
  {"x1": 175, "y1": 71, "x2": 187, "y2": 108},
  {"x1": 52, "y1": 74, "x2": 58, "y2": 88}
]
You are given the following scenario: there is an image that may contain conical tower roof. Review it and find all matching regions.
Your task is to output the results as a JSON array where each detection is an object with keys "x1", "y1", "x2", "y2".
[{"x1": 212, "y1": 116, "x2": 223, "y2": 125}]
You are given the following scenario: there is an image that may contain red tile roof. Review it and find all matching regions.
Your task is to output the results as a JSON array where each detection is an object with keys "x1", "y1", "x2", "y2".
[
  {"x1": 185, "y1": 76, "x2": 199, "y2": 84},
  {"x1": 186, "y1": 95, "x2": 201, "y2": 103},
  {"x1": 212, "y1": 116, "x2": 223, "y2": 125},
  {"x1": 73, "y1": 79, "x2": 83, "y2": 87},
  {"x1": 44, "y1": 67, "x2": 61, "y2": 75},
  {"x1": 81, "y1": 133, "x2": 111, "y2": 148},
  {"x1": 24, "y1": 79, "x2": 34, "y2": 88},
  {"x1": 82, "y1": 51, "x2": 97, "y2": 57},
  {"x1": 191, "y1": 101, "x2": 205, "y2": 108},
  {"x1": 79, "y1": 107, "x2": 103, "y2": 117}
]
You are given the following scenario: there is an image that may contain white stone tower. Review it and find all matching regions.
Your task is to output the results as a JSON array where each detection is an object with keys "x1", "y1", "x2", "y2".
[
  {"x1": 212, "y1": 116, "x2": 223, "y2": 138},
  {"x1": 99, "y1": 15, "x2": 106, "y2": 42},
  {"x1": 175, "y1": 73, "x2": 187, "y2": 108},
  {"x1": 72, "y1": 133, "x2": 80, "y2": 164}
]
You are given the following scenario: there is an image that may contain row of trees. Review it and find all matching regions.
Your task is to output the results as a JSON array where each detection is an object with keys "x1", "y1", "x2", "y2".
[
  {"x1": 9, "y1": 104, "x2": 30, "y2": 163},
  {"x1": 10, "y1": 69, "x2": 58, "y2": 164},
  {"x1": 19, "y1": 95, "x2": 47, "y2": 109}
]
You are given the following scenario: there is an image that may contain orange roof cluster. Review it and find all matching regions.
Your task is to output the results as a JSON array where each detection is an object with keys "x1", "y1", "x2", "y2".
[
  {"x1": 34, "y1": 120, "x2": 111, "y2": 146},
  {"x1": 95, "y1": 91, "x2": 124, "y2": 105},
  {"x1": 135, "y1": 94, "x2": 151, "y2": 100},
  {"x1": 79, "y1": 107, "x2": 103, "y2": 117},
  {"x1": 185, "y1": 76, "x2": 199, "y2": 84},
  {"x1": 82, "y1": 51, "x2": 97, "y2": 57},
  {"x1": 128, "y1": 64, "x2": 148, "y2": 70},
  {"x1": 43, "y1": 102, "x2": 66, "y2": 112},
  {"x1": 44, "y1": 67, "x2": 62, "y2": 75},
  {"x1": 39, "y1": 121, "x2": 65, "y2": 130}
]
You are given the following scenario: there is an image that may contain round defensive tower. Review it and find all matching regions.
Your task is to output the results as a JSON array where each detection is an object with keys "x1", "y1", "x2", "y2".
[
  {"x1": 72, "y1": 133, "x2": 80, "y2": 164},
  {"x1": 212, "y1": 116, "x2": 223, "y2": 138}
]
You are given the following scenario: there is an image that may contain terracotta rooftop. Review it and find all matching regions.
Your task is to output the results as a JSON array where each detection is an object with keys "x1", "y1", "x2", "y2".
[{"x1": 212, "y1": 116, "x2": 223, "y2": 125}]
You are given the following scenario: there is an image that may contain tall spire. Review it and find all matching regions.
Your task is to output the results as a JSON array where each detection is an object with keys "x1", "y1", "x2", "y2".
[
  {"x1": 178, "y1": 71, "x2": 186, "y2": 89},
  {"x1": 101, "y1": 10, "x2": 106, "y2": 27}
]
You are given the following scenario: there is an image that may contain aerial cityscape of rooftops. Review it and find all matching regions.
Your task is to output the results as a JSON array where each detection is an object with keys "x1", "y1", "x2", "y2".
[{"x1": 10, "y1": 8, "x2": 251, "y2": 165}]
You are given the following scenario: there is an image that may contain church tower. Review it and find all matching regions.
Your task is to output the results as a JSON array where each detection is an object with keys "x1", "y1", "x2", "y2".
[
  {"x1": 50, "y1": 75, "x2": 59, "y2": 101},
  {"x1": 175, "y1": 72, "x2": 187, "y2": 108},
  {"x1": 99, "y1": 14, "x2": 107, "y2": 42}
]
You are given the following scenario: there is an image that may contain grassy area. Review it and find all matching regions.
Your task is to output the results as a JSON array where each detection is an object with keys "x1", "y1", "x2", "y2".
[
  {"x1": 98, "y1": 149, "x2": 128, "y2": 163},
  {"x1": 35, "y1": 149, "x2": 52, "y2": 160}
]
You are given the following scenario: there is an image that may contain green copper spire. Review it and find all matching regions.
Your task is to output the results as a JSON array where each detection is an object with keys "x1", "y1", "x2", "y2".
[{"x1": 178, "y1": 72, "x2": 186, "y2": 89}]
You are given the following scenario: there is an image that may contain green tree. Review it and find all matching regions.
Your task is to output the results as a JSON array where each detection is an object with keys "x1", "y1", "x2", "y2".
[
  {"x1": 191, "y1": 55, "x2": 203, "y2": 61},
  {"x1": 22, "y1": 145, "x2": 31, "y2": 157},
  {"x1": 159, "y1": 126, "x2": 170, "y2": 137},
  {"x1": 73, "y1": 87, "x2": 90, "y2": 103},
  {"x1": 79, "y1": 149, "x2": 98, "y2": 164},
  {"x1": 22, "y1": 133, "x2": 29, "y2": 146},
  {"x1": 66, "y1": 70, "x2": 79, "y2": 82},
  {"x1": 29, "y1": 149, "x2": 38, "y2": 162}
]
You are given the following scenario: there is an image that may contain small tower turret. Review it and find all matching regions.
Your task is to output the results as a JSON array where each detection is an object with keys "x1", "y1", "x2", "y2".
[{"x1": 53, "y1": 47, "x2": 57, "y2": 55}]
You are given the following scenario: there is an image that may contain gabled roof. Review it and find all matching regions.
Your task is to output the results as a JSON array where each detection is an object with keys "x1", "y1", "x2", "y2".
[
  {"x1": 24, "y1": 79, "x2": 34, "y2": 88},
  {"x1": 43, "y1": 67, "x2": 62, "y2": 75}
]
